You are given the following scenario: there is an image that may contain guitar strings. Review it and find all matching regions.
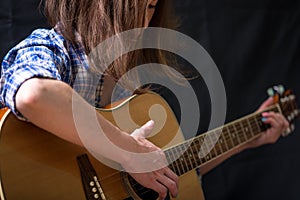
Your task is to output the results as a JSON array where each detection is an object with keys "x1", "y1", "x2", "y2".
[
  {"x1": 163, "y1": 109, "x2": 275, "y2": 175},
  {"x1": 95, "y1": 115, "x2": 265, "y2": 197},
  {"x1": 108, "y1": 115, "x2": 265, "y2": 197},
  {"x1": 95, "y1": 105, "x2": 283, "y2": 198},
  {"x1": 98, "y1": 100, "x2": 296, "y2": 198},
  {"x1": 118, "y1": 101, "x2": 295, "y2": 198},
  {"x1": 93, "y1": 101, "x2": 296, "y2": 198}
]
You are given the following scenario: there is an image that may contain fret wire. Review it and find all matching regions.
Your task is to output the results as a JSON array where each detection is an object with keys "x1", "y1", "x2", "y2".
[
  {"x1": 247, "y1": 118, "x2": 254, "y2": 138},
  {"x1": 208, "y1": 131, "x2": 217, "y2": 156},
  {"x1": 206, "y1": 133, "x2": 215, "y2": 161},
  {"x1": 215, "y1": 130, "x2": 226, "y2": 154},
  {"x1": 169, "y1": 147, "x2": 182, "y2": 175},
  {"x1": 213, "y1": 125, "x2": 243, "y2": 155},
  {"x1": 188, "y1": 141, "x2": 200, "y2": 171},
  {"x1": 255, "y1": 112, "x2": 270, "y2": 132},
  {"x1": 253, "y1": 115, "x2": 263, "y2": 133},
  {"x1": 184, "y1": 141, "x2": 195, "y2": 171},
  {"x1": 190, "y1": 141, "x2": 199, "y2": 169},
  {"x1": 197, "y1": 136, "x2": 208, "y2": 164},
  {"x1": 179, "y1": 143, "x2": 189, "y2": 173},
  {"x1": 233, "y1": 123, "x2": 242, "y2": 144},
  {"x1": 257, "y1": 114, "x2": 265, "y2": 132},
  {"x1": 254, "y1": 115, "x2": 262, "y2": 132},
  {"x1": 181, "y1": 143, "x2": 190, "y2": 171},
  {"x1": 250, "y1": 114, "x2": 265, "y2": 135},
  {"x1": 199, "y1": 136, "x2": 209, "y2": 164},
  {"x1": 224, "y1": 132, "x2": 236, "y2": 149},
  {"x1": 220, "y1": 127, "x2": 229, "y2": 147},
  {"x1": 190, "y1": 137, "x2": 200, "y2": 166},
  {"x1": 225, "y1": 125, "x2": 234, "y2": 150},
  {"x1": 243, "y1": 118, "x2": 253, "y2": 141},
  {"x1": 234, "y1": 122, "x2": 243, "y2": 143},
  {"x1": 234, "y1": 122, "x2": 245, "y2": 143},
  {"x1": 165, "y1": 105, "x2": 283, "y2": 176},
  {"x1": 209, "y1": 132, "x2": 219, "y2": 159},
  {"x1": 222, "y1": 113, "x2": 264, "y2": 149},
  {"x1": 246, "y1": 117, "x2": 255, "y2": 138},
  {"x1": 233, "y1": 124, "x2": 241, "y2": 145},
  {"x1": 215, "y1": 138, "x2": 224, "y2": 156},
  {"x1": 165, "y1": 149, "x2": 178, "y2": 175},
  {"x1": 242, "y1": 120, "x2": 250, "y2": 140},
  {"x1": 190, "y1": 117, "x2": 256, "y2": 168},
  {"x1": 248, "y1": 116, "x2": 259, "y2": 136},
  {"x1": 253, "y1": 115, "x2": 262, "y2": 134},
  {"x1": 203, "y1": 134, "x2": 211, "y2": 161},
  {"x1": 199, "y1": 136, "x2": 208, "y2": 163},
  {"x1": 203, "y1": 135, "x2": 211, "y2": 162},
  {"x1": 220, "y1": 129, "x2": 232, "y2": 152},
  {"x1": 161, "y1": 104, "x2": 287, "y2": 179},
  {"x1": 228, "y1": 124, "x2": 238, "y2": 146},
  {"x1": 240, "y1": 121, "x2": 248, "y2": 142},
  {"x1": 218, "y1": 128, "x2": 229, "y2": 153},
  {"x1": 164, "y1": 150, "x2": 171, "y2": 165},
  {"x1": 190, "y1": 140, "x2": 201, "y2": 167},
  {"x1": 171, "y1": 148, "x2": 181, "y2": 175},
  {"x1": 204, "y1": 134, "x2": 214, "y2": 162},
  {"x1": 258, "y1": 115, "x2": 269, "y2": 132},
  {"x1": 193, "y1": 137, "x2": 205, "y2": 165},
  {"x1": 174, "y1": 145, "x2": 185, "y2": 175}
]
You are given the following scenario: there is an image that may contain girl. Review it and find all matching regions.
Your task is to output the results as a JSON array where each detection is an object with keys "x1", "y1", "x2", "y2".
[{"x1": 0, "y1": 0, "x2": 289, "y2": 199}]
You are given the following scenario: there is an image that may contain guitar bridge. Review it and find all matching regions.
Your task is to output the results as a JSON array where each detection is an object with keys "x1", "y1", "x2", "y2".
[{"x1": 77, "y1": 154, "x2": 107, "y2": 200}]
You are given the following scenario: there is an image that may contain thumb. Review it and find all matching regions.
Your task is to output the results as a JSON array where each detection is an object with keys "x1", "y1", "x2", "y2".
[{"x1": 131, "y1": 120, "x2": 155, "y2": 138}]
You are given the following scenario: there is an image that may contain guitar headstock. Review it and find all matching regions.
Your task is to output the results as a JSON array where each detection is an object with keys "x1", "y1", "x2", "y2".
[{"x1": 268, "y1": 85, "x2": 300, "y2": 137}]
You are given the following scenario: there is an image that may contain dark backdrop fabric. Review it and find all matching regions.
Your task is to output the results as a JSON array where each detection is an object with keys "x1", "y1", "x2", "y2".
[
  {"x1": 0, "y1": 0, "x2": 300, "y2": 200},
  {"x1": 172, "y1": 1, "x2": 300, "y2": 200},
  {"x1": 0, "y1": 0, "x2": 48, "y2": 72}
]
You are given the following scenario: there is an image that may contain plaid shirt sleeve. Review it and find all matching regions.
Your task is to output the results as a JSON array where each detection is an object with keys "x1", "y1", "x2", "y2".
[
  {"x1": 0, "y1": 29, "x2": 68, "y2": 120},
  {"x1": 0, "y1": 28, "x2": 134, "y2": 120}
]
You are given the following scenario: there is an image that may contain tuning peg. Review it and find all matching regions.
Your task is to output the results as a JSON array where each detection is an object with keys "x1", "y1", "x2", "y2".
[
  {"x1": 273, "y1": 85, "x2": 285, "y2": 95},
  {"x1": 282, "y1": 124, "x2": 295, "y2": 137},
  {"x1": 267, "y1": 88, "x2": 275, "y2": 97},
  {"x1": 284, "y1": 89, "x2": 292, "y2": 96},
  {"x1": 291, "y1": 124, "x2": 295, "y2": 132}
]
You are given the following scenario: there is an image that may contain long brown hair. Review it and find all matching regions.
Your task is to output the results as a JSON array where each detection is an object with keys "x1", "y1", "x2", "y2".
[{"x1": 43, "y1": 0, "x2": 185, "y2": 89}]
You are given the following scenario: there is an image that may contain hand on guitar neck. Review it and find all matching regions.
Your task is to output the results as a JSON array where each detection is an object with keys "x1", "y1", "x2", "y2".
[
  {"x1": 200, "y1": 88, "x2": 293, "y2": 175},
  {"x1": 245, "y1": 97, "x2": 289, "y2": 149}
]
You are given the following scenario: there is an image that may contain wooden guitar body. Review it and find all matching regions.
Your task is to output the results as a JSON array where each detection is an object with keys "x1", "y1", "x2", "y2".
[{"x1": 0, "y1": 93, "x2": 204, "y2": 200}]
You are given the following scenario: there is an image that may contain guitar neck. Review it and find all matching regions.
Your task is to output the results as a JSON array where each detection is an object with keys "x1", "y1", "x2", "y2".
[{"x1": 164, "y1": 104, "x2": 281, "y2": 176}]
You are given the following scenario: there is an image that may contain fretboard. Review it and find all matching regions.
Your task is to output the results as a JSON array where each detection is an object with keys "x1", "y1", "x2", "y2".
[{"x1": 164, "y1": 105, "x2": 281, "y2": 176}]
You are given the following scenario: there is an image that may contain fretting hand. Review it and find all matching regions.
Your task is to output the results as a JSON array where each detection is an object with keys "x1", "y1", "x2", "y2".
[{"x1": 246, "y1": 97, "x2": 289, "y2": 149}]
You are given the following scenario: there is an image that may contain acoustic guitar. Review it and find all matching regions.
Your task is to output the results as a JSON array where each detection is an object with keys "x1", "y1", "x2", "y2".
[{"x1": 0, "y1": 89, "x2": 299, "y2": 200}]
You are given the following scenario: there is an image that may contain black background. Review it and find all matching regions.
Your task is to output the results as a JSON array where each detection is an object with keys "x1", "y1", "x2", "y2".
[{"x1": 0, "y1": 0, "x2": 300, "y2": 199}]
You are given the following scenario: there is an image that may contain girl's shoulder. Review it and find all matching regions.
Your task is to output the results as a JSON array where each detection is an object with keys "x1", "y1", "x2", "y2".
[{"x1": 15, "y1": 28, "x2": 67, "y2": 51}]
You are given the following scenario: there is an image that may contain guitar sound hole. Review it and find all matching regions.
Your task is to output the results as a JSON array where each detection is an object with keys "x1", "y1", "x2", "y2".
[{"x1": 125, "y1": 175, "x2": 170, "y2": 200}]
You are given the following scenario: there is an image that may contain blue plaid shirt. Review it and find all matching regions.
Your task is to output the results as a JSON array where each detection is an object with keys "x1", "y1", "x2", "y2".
[{"x1": 0, "y1": 28, "x2": 131, "y2": 120}]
